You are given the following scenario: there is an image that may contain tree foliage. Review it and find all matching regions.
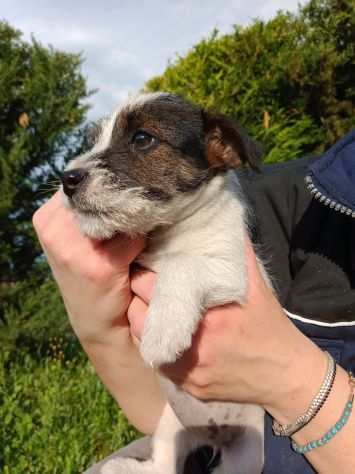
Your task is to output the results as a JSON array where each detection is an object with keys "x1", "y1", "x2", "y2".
[
  {"x1": 0, "y1": 21, "x2": 92, "y2": 327},
  {"x1": 146, "y1": 0, "x2": 355, "y2": 163},
  {"x1": 0, "y1": 21, "x2": 91, "y2": 285}
]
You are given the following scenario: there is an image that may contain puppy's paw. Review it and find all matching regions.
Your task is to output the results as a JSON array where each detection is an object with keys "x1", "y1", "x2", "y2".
[
  {"x1": 140, "y1": 306, "x2": 197, "y2": 367},
  {"x1": 140, "y1": 332, "x2": 192, "y2": 367}
]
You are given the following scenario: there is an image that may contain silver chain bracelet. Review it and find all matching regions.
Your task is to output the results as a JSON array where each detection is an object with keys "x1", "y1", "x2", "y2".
[{"x1": 272, "y1": 351, "x2": 337, "y2": 437}]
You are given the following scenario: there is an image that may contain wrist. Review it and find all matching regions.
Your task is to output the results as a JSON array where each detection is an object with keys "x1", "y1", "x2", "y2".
[
  {"x1": 65, "y1": 282, "x2": 133, "y2": 345},
  {"x1": 263, "y1": 333, "x2": 326, "y2": 425},
  {"x1": 291, "y1": 366, "x2": 351, "y2": 446},
  {"x1": 80, "y1": 317, "x2": 144, "y2": 366},
  {"x1": 77, "y1": 313, "x2": 131, "y2": 346}
]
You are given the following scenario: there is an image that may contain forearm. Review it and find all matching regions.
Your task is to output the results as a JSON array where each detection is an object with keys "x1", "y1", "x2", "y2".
[
  {"x1": 81, "y1": 320, "x2": 167, "y2": 435},
  {"x1": 265, "y1": 336, "x2": 355, "y2": 473}
]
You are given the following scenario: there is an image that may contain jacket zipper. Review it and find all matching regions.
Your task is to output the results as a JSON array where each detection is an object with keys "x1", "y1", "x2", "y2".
[{"x1": 305, "y1": 175, "x2": 355, "y2": 218}]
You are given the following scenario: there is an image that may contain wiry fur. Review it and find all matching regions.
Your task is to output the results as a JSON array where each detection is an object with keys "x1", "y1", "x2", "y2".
[{"x1": 62, "y1": 92, "x2": 268, "y2": 474}]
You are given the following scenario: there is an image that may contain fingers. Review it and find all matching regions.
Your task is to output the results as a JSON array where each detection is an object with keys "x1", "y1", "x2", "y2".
[
  {"x1": 33, "y1": 191, "x2": 64, "y2": 233},
  {"x1": 33, "y1": 190, "x2": 146, "y2": 270},
  {"x1": 127, "y1": 296, "x2": 149, "y2": 341},
  {"x1": 33, "y1": 191, "x2": 85, "y2": 247},
  {"x1": 131, "y1": 269, "x2": 156, "y2": 304}
]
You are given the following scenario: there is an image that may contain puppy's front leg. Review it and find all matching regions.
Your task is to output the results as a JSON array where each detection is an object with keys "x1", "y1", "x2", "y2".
[{"x1": 139, "y1": 256, "x2": 205, "y2": 367}]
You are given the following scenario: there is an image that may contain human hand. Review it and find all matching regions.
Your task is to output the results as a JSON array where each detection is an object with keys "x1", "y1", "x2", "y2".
[
  {"x1": 33, "y1": 191, "x2": 145, "y2": 345},
  {"x1": 128, "y1": 239, "x2": 325, "y2": 415}
]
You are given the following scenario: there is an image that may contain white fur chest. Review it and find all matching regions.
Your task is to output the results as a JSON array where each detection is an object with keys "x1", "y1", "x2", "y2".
[{"x1": 138, "y1": 177, "x2": 246, "y2": 273}]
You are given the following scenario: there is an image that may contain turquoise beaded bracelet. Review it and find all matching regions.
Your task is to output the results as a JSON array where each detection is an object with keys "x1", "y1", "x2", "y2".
[{"x1": 292, "y1": 372, "x2": 355, "y2": 454}]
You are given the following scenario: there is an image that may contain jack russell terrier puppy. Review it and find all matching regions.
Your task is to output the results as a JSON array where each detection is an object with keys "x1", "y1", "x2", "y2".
[{"x1": 61, "y1": 92, "x2": 270, "y2": 474}]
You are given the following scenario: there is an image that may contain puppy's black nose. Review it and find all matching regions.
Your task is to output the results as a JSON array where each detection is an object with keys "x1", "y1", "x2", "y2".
[{"x1": 61, "y1": 168, "x2": 88, "y2": 197}]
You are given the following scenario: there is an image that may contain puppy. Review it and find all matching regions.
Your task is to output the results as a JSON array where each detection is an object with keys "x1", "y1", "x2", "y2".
[{"x1": 61, "y1": 92, "x2": 269, "y2": 474}]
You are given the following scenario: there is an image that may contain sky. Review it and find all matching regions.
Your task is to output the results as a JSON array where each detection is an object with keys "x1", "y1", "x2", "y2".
[{"x1": 1, "y1": 0, "x2": 307, "y2": 121}]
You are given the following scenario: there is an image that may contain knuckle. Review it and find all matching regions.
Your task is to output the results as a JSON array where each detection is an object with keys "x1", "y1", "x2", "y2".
[
  {"x1": 187, "y1": 384, "x2": 210, "y2": 400},
  {"x1": 57, "y1": 250, "x2": 75, "y2": 269},
  {"x1": 32, "y1": 207, "x2": 46, "y2": 232},
  {"x1": 82, "y1": 262, "x2": 118, "y2": 285},
  {"x1": 204, "y1": 309, "x2": 228, "y2": 332},
  {"x1": 197, "y1": 342, "x2": 214, "y2": 367},
  {"x1": 32, "y1": 207, "x2": 58, "y2": 247},
  {"x1": 38, "y1": 227, "x2": 58, "y2": 249},
  {"x1": 40, "y1": 230, "x2": 54, "y2": 247},
  {"x1": 80, "y1": 265, "x2": 103, "y2": 283},
  {"x1": 127, "y1": 299, "x2": 145, "y2": 339},
  {"x1": 191, "y1": 370, "x2": 211, "y2": 390}
]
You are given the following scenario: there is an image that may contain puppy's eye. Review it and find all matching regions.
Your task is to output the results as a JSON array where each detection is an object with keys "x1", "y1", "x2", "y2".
[{"x1": 131, "y1": 131, "x2": 158, "y2": 152}]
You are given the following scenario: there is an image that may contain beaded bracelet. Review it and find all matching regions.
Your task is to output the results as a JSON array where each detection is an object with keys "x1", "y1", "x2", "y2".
[
  {"x1": 273, "y1": 351, "x2": 336, "y2": 437},
  {"x1": 292, "y1": 372, "x2": 355, "y2": 454}
]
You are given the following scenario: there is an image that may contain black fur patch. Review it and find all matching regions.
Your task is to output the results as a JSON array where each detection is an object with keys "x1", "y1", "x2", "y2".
[
  {"x1": 97, "y1": 94, "x2": 212, "y2": 201},
  {"x1": 183, "y1": 445, "x2": 221, "y2": 474}
]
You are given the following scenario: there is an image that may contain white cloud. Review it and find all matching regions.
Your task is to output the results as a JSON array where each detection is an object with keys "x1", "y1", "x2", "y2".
[{"x1": 1, "y1": 0, "x2": 308, "y2": 120}]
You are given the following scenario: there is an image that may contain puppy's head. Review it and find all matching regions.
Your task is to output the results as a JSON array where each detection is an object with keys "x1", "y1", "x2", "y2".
[{"x1": 62, "y1": 92, "x2": 261, "y2": 238}]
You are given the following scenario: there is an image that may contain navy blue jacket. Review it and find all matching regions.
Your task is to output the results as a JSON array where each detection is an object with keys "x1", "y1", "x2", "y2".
[{"x1": 239, "y1": 130, "x2": 355, "y2": 473}]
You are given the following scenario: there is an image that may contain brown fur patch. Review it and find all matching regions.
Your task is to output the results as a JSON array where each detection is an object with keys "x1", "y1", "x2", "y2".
[
  {"x1": 203, "y1": 112, "x2": 262, "y2": 171},
  {"x1": 104, "y1": 96, "x2": 210, "y2": 200},
  {"x1": 205, "y1": 126, "x2": 243, "y2": 170}
]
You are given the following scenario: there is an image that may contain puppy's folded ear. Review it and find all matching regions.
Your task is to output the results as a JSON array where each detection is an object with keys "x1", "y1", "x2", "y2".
[{"x1": 202, "y1": 111, "x2": 263, "y2": 171}]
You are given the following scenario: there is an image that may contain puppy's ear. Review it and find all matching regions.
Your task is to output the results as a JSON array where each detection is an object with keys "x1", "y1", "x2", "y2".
[{"x1": 202, "y1": 111, "x2": 262, "y2": 171}]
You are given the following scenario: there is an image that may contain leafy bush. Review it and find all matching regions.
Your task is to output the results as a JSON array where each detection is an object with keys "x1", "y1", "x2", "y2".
[
  {"x1": 1, "y1": 275, "x2": 70, "y2": 354},
  {"x1": 146, "y1": 0, "x2": 355, "y2": 163},
  {"x1": 0, "y1": 20, "x2": 92, "y2": 322},
  {"x1": 0, "y1": 347, "x2": 140, "y2": 473}
]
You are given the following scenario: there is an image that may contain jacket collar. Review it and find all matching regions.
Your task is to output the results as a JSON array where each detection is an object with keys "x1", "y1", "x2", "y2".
[{"x1": 306, "y1": 130, "x2": 355, "y2": 216}]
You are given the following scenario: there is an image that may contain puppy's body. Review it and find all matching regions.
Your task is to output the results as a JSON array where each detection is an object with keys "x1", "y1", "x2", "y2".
[
  {"x1": 62, "y1": 93, "x2": 268, "y2": 473},
  {"x1": 138, "y1": 175, "x2": 249, "y2": 366}
]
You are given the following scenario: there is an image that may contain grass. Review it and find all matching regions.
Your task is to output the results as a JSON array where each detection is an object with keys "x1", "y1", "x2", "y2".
[{"x1": 0, "y1": 338, "x2": 140, "y2": 473}]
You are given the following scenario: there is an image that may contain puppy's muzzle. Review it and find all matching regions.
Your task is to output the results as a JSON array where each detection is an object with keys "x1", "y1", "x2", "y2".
[{"x1": 61, "y1": 168, "x2": 88, "y2": 198}]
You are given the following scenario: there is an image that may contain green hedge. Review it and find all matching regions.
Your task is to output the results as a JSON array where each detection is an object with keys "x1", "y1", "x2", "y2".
[
  {"x1": 0, "y1": 347, "x2": 139, "y2": 473},
  {"x1": 146, "y1": 0, "x2": 355, "y2": 163}
]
